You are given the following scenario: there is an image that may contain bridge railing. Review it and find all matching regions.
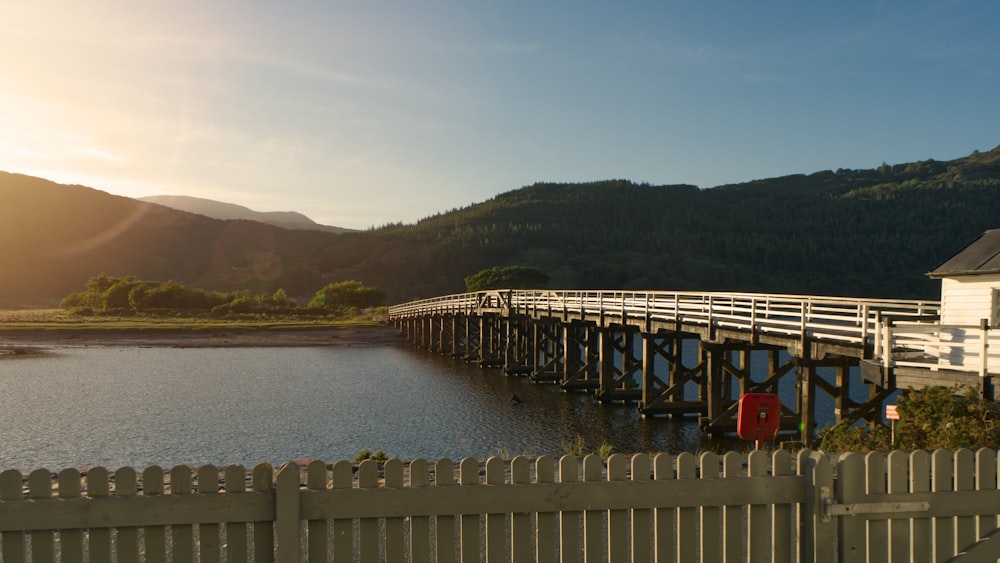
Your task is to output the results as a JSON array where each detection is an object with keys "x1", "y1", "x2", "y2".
[
  {"x1": 878, "y1": 318, "x2": 999, "y2": 377},
  {"x1": 389, "y1": 289, "x2": 940, "y2": 349}
]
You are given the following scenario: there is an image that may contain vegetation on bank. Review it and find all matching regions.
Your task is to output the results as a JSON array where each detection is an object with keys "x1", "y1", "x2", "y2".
[
  {"x1": 58, "y1": 274, "x2": 385, "y2": 319},
  {"x1": 818, "y1": 386, "x2": 1000, "y2": 452}
]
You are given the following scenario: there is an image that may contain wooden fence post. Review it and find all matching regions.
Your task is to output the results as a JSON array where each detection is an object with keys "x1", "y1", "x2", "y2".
[
  {"x1": 837, "y1": 453, "x2": 866, "y2": 562},
  {"x1": 799, "y1": 450, "x2": 835, "y2": 563},
  {"x1": 275, "y1": 462, "x2": 301, "y2": 563}
]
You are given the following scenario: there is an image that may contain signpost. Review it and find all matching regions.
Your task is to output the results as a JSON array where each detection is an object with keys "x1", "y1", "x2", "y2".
[{"x1": 886, "y1": 404, "x2": 900, "y2": 445}]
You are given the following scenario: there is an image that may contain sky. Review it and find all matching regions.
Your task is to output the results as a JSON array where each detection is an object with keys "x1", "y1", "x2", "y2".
[{"x1": 1, "y1": 1, "x2": 998, "y2": 230}]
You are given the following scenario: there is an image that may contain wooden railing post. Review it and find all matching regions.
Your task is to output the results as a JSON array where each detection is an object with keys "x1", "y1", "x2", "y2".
[
  {"x1": 980, "y1": 319, "x2": 990, "y2": 378},
  {"x1": 883, "y1": 319, "x2": 893, "y2": 368},
  {"x1": 874, "y1": 311, "x2": 883, "y2": 360},
  {"x1": 275, "y1": 462, "x2": 301, "y2": 562}
]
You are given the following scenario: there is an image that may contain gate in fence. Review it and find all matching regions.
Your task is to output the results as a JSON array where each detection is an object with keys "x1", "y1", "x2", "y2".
[{"x1": 1, "y1": 448, "x2": 999, "y2": 562}]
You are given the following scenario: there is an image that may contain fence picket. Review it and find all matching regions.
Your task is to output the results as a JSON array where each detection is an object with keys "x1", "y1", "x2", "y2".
[
  {"x1": 57, "y1": 468, "x2": 84, "y2": 563},
  {"x1": 866, "y1": 452, "x2": 888, "y2": 563},
  {"x1": 909, "y1": 450, "x2": 931, "y2": 563},
  {"x1": 224, "y1": 465, "x2": 249, "y2": 563},
  {"x1": 251, "y1": 463, "x2": 275, "y2": 563},
  {"x1": 142, "y1": 466, "x2": 168, "y2": 563},
  {"x1": 274, "y1": 462, "x2": 301, "y2": 563},
  {"x1": 87, "y1": 467, "x2": 112, "y2": 562},
  {"x1": 804, "y1": 451, "x2": 835, "y2": 563},
  {"x1": 510, "y1": 457, "x2": 533, "y2": 563},
  {"x1": 887, "y1": 451, "x2": 909, "y2": 563},
  {"x1": 384, "y1": 458, "x2": 406, "y2": 563},
  {"x1": 170, "y1": 465, "x2": 194, "y2": 563},
  {"x1": 28, "y1": 468, "x2": 55, "y2": 563},
  {"x1": 748, "y1": 450, "x2": 770, "y2": 563},
  {"x1": 583, "y1": 455, "x2": 604, "y2": 563},
  {"x1": 435, "y1": 459, "x2": 457, "y2": 562},
  {"x1": 559, "y1": 456, "x2": 581, "y2": 563},
  {"x1": 535, "y1": 456, "x2": 558, "y2": 563},
  {"x1": 954, "y1": 449, "x2": 976, "y2": 555},
  {"x1": 974, "y1": 449, "x2": 998, "y2": 551},
  {"x1": 630, "y1": 454, "x2": 652, "y2": 562},
  {"x1": 306, "y1": 460, "x2": 328, "y2": 563},
  {"x1": 771, "y1": 450, "x2": 792, "y2": 563},
  {"x1": 676, "y1": 452, "x2": 697, "y2": 562},
  {"x1": 331, "y1": 460, "x2": 353, "y2": 562},
  {"x1": 459, "y1": 458, "x2": 480, "y2": 563},
  {"x1": 115, "y1": 467, "x2": 140, "y2": 563},
  {"x1": 358, "y1": 459, "x2": 380, "y2": 562},
  {"x1": 485, "y1": 457, "x2": 506, "y2": 562},
  {"x1": 607, "y1": 454, "x2": 628, "y2": 563},
  {"x1": 198, "y1": 464, "x2": 222, "y2": 563},
  {"x1": 408, "y1": 459, "x2": 432, "y2": 563},
  {"x1": 721, "y1": 452, "x2": 743, "y2": 563},
  {"x1": 932, "y1": 450, "x2": 954, "y2": 561},
  {"x1": 837, "y1": 453, "x2": 865, "y2": 562},
  {"x1": 700, "y1": 452, "x2": 722, "y2": 563},
  {"x1": 653, "y1": 453, "x2": 674, "y2": 563},
  {"x1": 0, "y1": 469, "x2": 25, "y2": 563}
]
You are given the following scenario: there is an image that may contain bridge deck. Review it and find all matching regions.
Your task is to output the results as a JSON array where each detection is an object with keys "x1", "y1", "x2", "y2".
[{"x1": 390, "y1": 289, "x2": 939, "y2": 358}]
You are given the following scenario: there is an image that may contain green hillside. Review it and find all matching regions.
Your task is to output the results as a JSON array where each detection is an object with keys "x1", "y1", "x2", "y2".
[
  {"x1": 316, "y1": 146, "x2": 1000, "y2": 301},
  {"x1": 2, "y1": 145, "x2": 999, "y2": 307}
]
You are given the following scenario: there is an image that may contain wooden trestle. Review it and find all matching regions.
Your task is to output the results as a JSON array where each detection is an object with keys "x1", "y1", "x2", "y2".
[{"x1": 390, "y1": 291, "x2": 938, "y2": 444}]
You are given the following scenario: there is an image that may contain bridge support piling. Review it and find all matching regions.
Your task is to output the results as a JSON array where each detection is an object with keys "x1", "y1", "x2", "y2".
[
  {"x1": 390, "y1": 289, "x2": 940, "y2": 445},
  {"x1": 560, "y1": 323, "x2": 599, "y2": 391},
  {"x1": 530, "y1": 320, "x2": 564, "y2": 383},
  {"x1": 638, "y1": 332, "x2": 707, "y2": 418},
  {"x1": 597, "y1": 326, "x2": 642, "y2": 403}
]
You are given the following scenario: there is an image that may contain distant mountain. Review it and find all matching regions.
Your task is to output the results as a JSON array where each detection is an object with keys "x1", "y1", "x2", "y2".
[
  {"x1": 3, "y1": 145, "x2": 1000, "y2": 308},
  {"x1": 139, "y1": 195, "x2": 354, "y2": 233}
]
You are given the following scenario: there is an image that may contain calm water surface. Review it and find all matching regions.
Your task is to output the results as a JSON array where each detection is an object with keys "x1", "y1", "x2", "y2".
[{"x1": 0, "y1": 345, "x2": 735, "y2": 470}]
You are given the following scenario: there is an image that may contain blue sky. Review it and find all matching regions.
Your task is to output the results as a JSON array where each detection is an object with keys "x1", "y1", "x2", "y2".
[{"x1": 1, "y1": 1, "x2": 997, "y2": 229}]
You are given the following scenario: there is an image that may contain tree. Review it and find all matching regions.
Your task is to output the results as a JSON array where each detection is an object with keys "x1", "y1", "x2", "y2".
[
  {"x1": 309, "y1": 280, "x2": 386, "y2": 309},
  {"x1": 464, "y1": 265, "x2": 550, "y2": 292}
]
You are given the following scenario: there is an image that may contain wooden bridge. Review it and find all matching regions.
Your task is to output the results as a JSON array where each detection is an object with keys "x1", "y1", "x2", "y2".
[{"x1": 388, "y1": 290, "x2": 997, "y2": 443}]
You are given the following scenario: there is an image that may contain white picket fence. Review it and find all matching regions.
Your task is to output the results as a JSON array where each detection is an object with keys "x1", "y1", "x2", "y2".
[{"x1": 1, "y1": 449, "x2": 999, "y2": 562}]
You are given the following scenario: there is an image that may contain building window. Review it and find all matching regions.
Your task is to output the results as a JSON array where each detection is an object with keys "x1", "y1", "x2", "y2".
[{"x1": 993, "y1": 288, "x2": 1000, "y2": 328}]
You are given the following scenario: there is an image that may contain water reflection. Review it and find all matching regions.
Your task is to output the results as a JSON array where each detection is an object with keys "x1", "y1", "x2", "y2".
[{"x1": 0, "y1": 345, "x2": 744, "y2": 470}]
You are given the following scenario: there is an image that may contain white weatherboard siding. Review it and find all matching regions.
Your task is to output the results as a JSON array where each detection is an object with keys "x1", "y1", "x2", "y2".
[
  {"x1": 939, "y1": 274, "x2": 1000, "y2": 325},
  {"x1": 938, "y1": 274, "x2": 1000, "y2": 371}
]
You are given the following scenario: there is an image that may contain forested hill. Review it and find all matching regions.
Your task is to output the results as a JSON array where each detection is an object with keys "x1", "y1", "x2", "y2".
[
  {"x1": 323, "y1": 145, "x2": 1000, "y2": 302},
  {"x1": 2, "y1": 146, "x2": 1000, "y2": 307}
]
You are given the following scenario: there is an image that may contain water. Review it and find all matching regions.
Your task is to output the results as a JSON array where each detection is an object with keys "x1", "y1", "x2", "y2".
[{"x1": 0, "y1": 345, "x2": 730, "y2": 471}]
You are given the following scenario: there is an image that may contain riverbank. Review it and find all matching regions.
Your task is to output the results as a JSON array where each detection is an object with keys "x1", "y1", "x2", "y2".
[{"x1": 0, "y1": 324, "x2": 405, "y2": 350}]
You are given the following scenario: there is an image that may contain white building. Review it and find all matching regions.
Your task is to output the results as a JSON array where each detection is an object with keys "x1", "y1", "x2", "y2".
[{"x1": 927, "y1": 229, "x2": 1000, "y2": 373}]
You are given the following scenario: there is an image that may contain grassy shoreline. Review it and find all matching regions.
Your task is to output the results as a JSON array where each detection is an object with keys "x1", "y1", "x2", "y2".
[{"x1": 0, "y1": 309, "x2": 399, "y2": 348}]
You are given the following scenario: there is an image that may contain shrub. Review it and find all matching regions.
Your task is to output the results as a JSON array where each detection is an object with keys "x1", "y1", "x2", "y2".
[
  {"x1": 818, "y1": 421, "x2": 892, "y2": 452},
  {"x1": 464, "y1": 265, "x2": 549, "y2": 292},
  {"x1": 895, "y1": 385, "x2": 1000, "y2": 450},
  {"x1": 818, "y1": 385, "x2": 1000, "y2": 452},
  {"x1": 309, "y1": 280, "x2": 385, "y2": 309}
]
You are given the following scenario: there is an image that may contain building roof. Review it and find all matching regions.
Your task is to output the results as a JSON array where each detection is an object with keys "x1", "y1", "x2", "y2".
[{"x1": 929, "y1": 229, "x2": 1000, "y2": 277}]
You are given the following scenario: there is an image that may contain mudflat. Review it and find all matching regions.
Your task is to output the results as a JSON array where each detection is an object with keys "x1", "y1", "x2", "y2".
[{"x1": 0, "y1": 324, "x2": 405, "y2": 349}]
